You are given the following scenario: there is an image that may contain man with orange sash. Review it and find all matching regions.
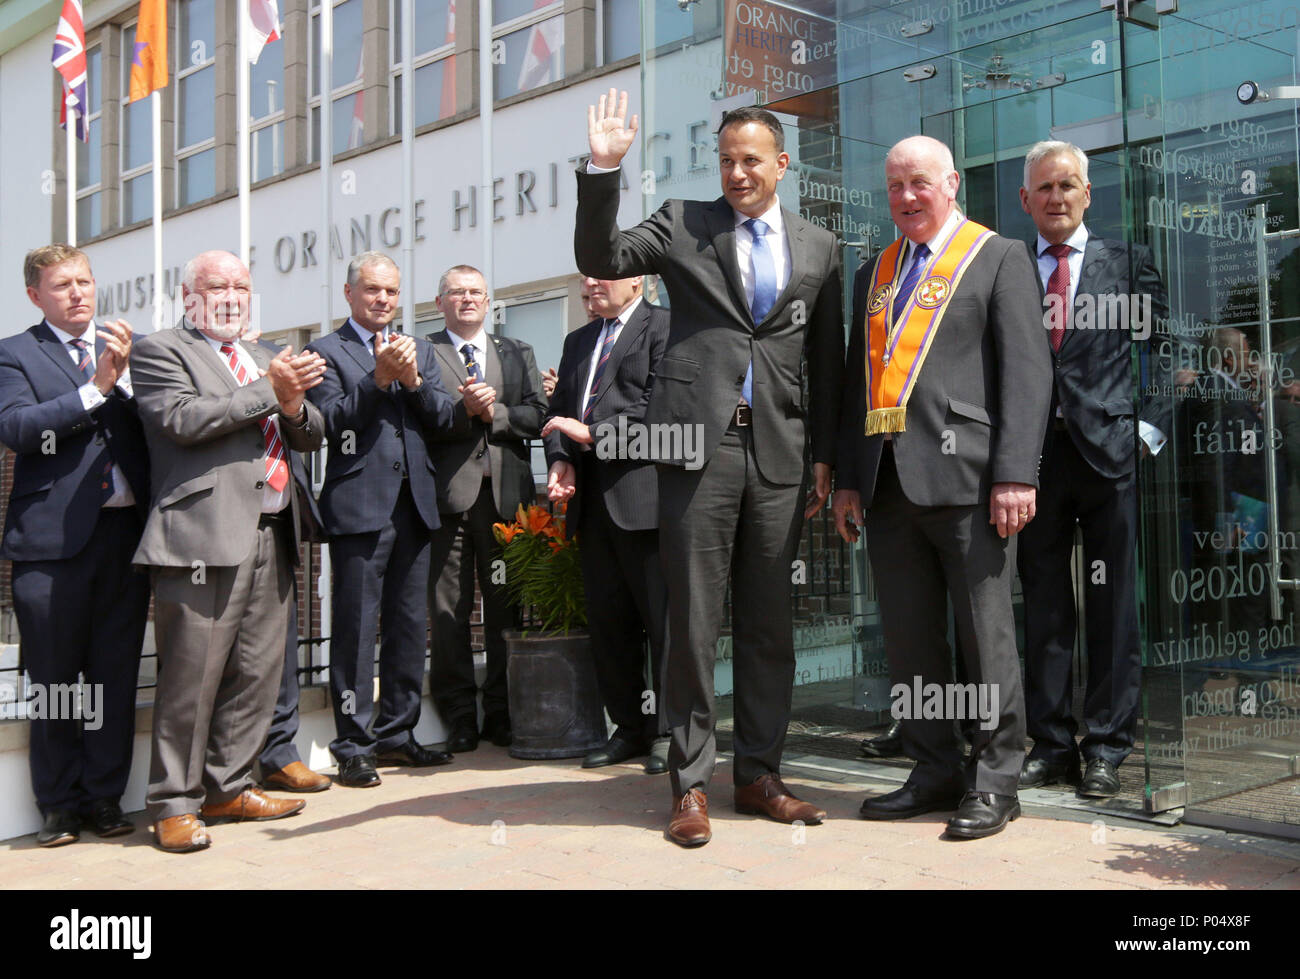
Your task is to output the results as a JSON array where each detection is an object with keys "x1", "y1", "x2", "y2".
[{"x1": 832, "y1": 136, "x2": 1052, "y2": 839}]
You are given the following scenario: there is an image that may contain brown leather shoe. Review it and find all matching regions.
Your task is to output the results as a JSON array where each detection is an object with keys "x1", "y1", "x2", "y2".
[
  {"x1": 200, "y1": 787, "x2": 306, "y2": 824},
  {"x1": 666, "y1": 789, "x2": 711, "y2": 847},
  {"x1": 735, "y1": 773, "x2": 826, "y2": 824},
  {"x1": 154, "y1": 814, "x2": 211, "y2": 853},
  {"x1": 263, "y1": 761, "x2": 332, "y2": 793}
]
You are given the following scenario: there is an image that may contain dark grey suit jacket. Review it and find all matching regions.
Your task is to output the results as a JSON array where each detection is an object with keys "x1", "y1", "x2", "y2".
[
  {"x1": 427, "y1": 330, "x2": 547, "y2": 518},
  {"x1": 543, "y1": 300, "x2": 670, "y2": 531},
  {"x1": 130, "y1": 326, "x2": 325, "y2": 568},
  {"x1": 574, "y1": 169, "x2": 844, "y2": 485},
  {"x1": 836, "y1": 231, "x2": 1052, "y2": 507},
  {"x1": 1030, "y1": 234, "x2": 1170, "y2": 479}
]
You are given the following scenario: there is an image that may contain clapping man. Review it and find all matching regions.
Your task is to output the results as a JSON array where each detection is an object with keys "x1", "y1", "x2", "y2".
[
  {"x1": 306, "y1": 252, "x2": 456, "y2": 787},
  {"x1": 0, "y1": 245, "x2": 150, "y2": 846},
  {"x1": 131, "y1": 250, "x2": 325, "y2": 853}
]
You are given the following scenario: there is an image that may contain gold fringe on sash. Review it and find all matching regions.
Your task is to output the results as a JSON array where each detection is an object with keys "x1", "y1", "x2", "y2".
[{"x1": 865, "y1": 406, "x2": 907, "y2": 435}]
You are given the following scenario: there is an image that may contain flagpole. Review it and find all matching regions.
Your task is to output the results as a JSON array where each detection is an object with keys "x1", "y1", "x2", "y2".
[
  {"x1": 479, "y1": 0, "x2": 493, "y2": 299},
  {"x1": 238, "y1": 1, "x2": 251, "y2": 266},
  {"x1": 318, "y1": 0, "x2": 335, "y2": 669},
  {"x1": 151, "y1": 90, "x2": 162, "y2": 331},
  {"x1": 65, "y1": 110, "x2": 76, "y2": 245},
  {"x1": 400, "y1": 0, "x2": 414, "y2": 333}
]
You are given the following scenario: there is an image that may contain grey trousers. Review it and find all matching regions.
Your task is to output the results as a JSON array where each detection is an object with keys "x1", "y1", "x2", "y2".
[
  {"x1": 146, "y1": 521, "x2": 292, "y2": 822},
  {"x1": 864, "y1": 446, "x2": 1026, "y2": 797},
  {"x1": 659, "y1": 424, "x2": 805, "y2": 796}
]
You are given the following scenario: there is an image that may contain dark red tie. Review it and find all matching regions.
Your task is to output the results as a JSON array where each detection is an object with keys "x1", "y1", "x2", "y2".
[
  {"x1": 1046, "y1": 243, "x2": 1072, "y2": 353},
  {"x1": 220, "y1": 342, "x2": 288, "y2": 492}
]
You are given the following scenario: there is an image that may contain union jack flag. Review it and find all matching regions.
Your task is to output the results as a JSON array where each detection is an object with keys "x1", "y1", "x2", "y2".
[{"x1": 51, "y1": 0, "x2": 89, "y2": 142}]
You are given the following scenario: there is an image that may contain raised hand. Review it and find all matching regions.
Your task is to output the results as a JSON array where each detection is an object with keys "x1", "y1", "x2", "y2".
[
  {"x1": 459, "y1": 381, "x2": 497, "y2": 421},
  {"x1": 587, "y1": 87, "x2": 639, "y2": 169},
  {"x1": 266, "y1": 345, "x2": 325, "y2": 416}
]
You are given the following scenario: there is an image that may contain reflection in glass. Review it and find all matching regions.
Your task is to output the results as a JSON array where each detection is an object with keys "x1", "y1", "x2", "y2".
[
  {"x1": 178, "y1": 148, "x2": 215, "y2": 207},
  {"x1": 177, "y1": 66, "x2": 215, "y2": 147},
  {"x1": 252, "y1": 122, "x2": 284, "y2": 182},
  {"x1": 392, "y1": 57, "x2": 457, "y2": 130},
  {"x1": 493, "y1": 16, "x2": 564, "y2": 100},
  {"x1": 395, "y1": 0, "x2": 454, "y2": 55},
  {"x1": 76, "y1": 193, "x2": 101, "y2": 241},
  {"x1": 311, "y1": 0, "x2": 365, "y2": 97},
  {"x1": 123, "y1": 172, "x2": 152, "y2": 224}
]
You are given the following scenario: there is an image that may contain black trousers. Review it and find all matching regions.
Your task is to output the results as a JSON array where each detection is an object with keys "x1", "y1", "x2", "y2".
[
  {"x1": 327, "y1": 482, "x2": 431, "y2": 761},
  {"x1": 864, "y1": 445, "x2": 1026, "y2": 797},
  {"x1": 430, "y1": 477, "x2": 516, "y2": 724},
  {"x1": 12, "y1": 508, "x2": 148, "y2": 814},
  {"x1": 658, "y1": 424, "x2": 805, "y2": 795},
  {"x1": 577, "y1": 464, "x2": 667, "y2": 741},
  {"x1": 1018, "y1": 430, "x2": 1141, "y2": 768}
]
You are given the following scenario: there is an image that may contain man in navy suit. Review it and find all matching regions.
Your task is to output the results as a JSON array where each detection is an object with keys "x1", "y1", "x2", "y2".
[
  {"x1": 0, "y1": 245, "x2": 150, "y2": 847},
  {"x1": 542, "y1": 275, "x2": 670, "y2": 773},
  {"x1": 1016, "y1": 140, "x2": 1170, "y2": 798},
  {"x1": 306, "y1": 251, "x2": 457, "y2": 787}
]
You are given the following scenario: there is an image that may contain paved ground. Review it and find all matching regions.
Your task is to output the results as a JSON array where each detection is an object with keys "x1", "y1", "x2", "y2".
[{"x1": 3, "y1": 746, "x2": 1299, "y2": 890}]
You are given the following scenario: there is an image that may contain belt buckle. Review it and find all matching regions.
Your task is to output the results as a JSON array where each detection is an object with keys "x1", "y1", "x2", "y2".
[{"x1": 734, "y1": 404, "x2": 752, "y2": 427}]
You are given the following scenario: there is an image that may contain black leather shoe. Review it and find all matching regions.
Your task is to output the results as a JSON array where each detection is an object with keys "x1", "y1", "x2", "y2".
[
  {"x1": 37, "y1": 810, "x2": 81, "y2": 847},
  {"x1": 1019, "y1": 755, "x2": 1081, "y2": 789},
  {"x1": 335, "y1": 755, "x2": 382, "y2": 787},
  {"x1": 481, "y1": 713, "x2": 512, "y2": 747},
  {"x1": 945, "y1": 791, "x2": 1020, "y2": 839},
  {"x1": 85, "y1": 800, "x2": 134, "y2": 838},
  {"x1": 860, "y1": 719, "x2": 903, "y2": 758},
  {"x1": 376, "y1": 739, "x2": 454, "y2": 767},
  {"x1": 447, "y1": 717, "x2": 479, "y2": 753},
  {"x1": 1078, "y1": 758, "x2": 1121, "y2": 798},
  {"x1": 859, "y1": 781, "x2": 964, "y2": 820},
  {"x1": 644, "y1": 737, "x2": 670, "y2": 775},
  {"x1": 582, "y1": 731, "x2": 650, "y2": 769}
]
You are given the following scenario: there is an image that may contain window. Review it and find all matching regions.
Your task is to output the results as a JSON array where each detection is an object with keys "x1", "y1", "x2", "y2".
[
  {"x1": 175, "y1": 0, "x2": 216, "y2": 207},
  {"x1": 310, "y1": 0, "x2": 366, "y2": 160},
  {"x1": 76, "y1": 45, "x2": 102, "y2": 239},
  {"x1": 497, "y1": 293, "x2": 566, "y2": 480},
  {"x1": 601, "y1": 0, "x2": 699, "y2": 65},
  {"x1": 250, "y1": 26, "x2": 285, "y2": 181},
  {"x1": 492, "y1": 1, "x2": 563, "y2": 101},
  {"x1": 120, "y1": 22, "x2": 152, "y2": 224},
  {"x1": 390, "y1": 0, "x2": 457, "y2": 132}
]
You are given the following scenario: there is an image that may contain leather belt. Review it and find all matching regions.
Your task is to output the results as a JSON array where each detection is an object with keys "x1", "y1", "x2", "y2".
[{"x1": 732, "y1": 404, "x2": 753, "y2": 427}]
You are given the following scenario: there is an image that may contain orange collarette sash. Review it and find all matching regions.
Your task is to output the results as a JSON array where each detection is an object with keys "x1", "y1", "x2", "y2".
[{"x1": 863, "y1": 218, "x2": 995, "y2": 435}]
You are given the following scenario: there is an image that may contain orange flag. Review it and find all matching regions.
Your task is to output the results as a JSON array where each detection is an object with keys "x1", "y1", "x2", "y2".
[{"x1": 127, "y1": 0, "x2": 167, "y2": 102}]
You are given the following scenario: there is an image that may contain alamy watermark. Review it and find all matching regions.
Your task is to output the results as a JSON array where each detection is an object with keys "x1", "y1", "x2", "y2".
[
  {"x1": 593, "y1": 418, "x2": 706, "y2": 470},
  {"x1": 890, "y1": 676, "x2": 1000, "y2": 731},
  {"x1": 0, "y1": 680, "x2": 103, "y2": 730},
  {"x1": 1043, "y1": 293, "x2": 1152, "y2": 341}
]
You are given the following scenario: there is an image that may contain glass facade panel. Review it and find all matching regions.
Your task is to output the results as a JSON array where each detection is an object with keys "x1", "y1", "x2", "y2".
[
  {"x1": 393, "y1": 56, "x2": 458, "y2": 129},
  {"x1": 252, "y1": 122, "x2": 285, "y2": 182},
  {"x1": 122, "y1": 172, "x2": 152, "y2": 225},
  {"x1": 177, "y1": 65, "x2": 215, "y2": 147},
  {"x1": 250, "y1": 34, "x2": 284, "y2": 121},
  {"x1": 395, "y1": 0, "x2": 455, "y2": 54},
  {"x1": 642, "y1": 0, "x2": 1300, "y2": 832},
  {"x1": 312, "y1": 0, "x2": 365, "y2": 97},
  {"x1": 178, "y1": 148, "x2": 215, "y2": 207}
]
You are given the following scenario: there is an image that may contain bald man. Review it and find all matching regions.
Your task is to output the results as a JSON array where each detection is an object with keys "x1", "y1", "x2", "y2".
[
  {"x1": 833, "y1": 136, "x2": 1052, "y2": 839},
  {"x1": 131, "y1": 250, "x2": 326, "y2": 852}
]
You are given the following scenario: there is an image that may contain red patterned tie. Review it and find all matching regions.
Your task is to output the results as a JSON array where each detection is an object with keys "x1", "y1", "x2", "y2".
[
  {"x1": 220, "y1": 342, "x2": 289, "y2": 492},
  {"x1": 1046, "y1": 243, "x2": 1072, "y2": 353}
]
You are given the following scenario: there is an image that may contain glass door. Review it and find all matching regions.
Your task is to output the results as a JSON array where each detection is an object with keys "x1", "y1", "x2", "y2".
[{"x1": 1123, "y1": 6, "x2": 1300, "y2": 832}]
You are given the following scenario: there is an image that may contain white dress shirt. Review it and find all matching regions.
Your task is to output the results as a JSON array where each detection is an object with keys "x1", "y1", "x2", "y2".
[
  {"x1": 46, "y1": 320, "x2": 135, "y2": 508},
  {"x1": 201, "y1": 332, "x2": 290, "y2": 513},
  {"x1": 447, "y1": 326, "x2": 490, "y2": 386},
  {"x1": 1033, "y1": 223, "x2": 1165, "y2": 455},
  {"x1": 349, "y1": 317, "x2": 385, "y2": 356}
]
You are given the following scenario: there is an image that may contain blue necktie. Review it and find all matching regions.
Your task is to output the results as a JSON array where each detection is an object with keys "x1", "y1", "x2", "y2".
[
  {"x1": 461, "y1": 343, "x2": 481, "y2": 383},
  {"x1": 891, "y1": 243, "x2": 931, "y2": 325},
  {"x1": 744, "y1": 217, "x2": 777, "y2": 405}
]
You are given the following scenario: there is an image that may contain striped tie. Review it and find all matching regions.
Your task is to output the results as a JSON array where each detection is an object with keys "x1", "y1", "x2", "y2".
[
  {"x1": 582, "y1": 319, "x2": 618, "y2": 423},
  {"x1": 69, "y1": 338, "x2": 114, "y2": 502},
  {"x1": 461, "y1": 343, "x2": 481, "y2": 383},
  {"x1": 891, "y1": 243, "x2": 931, "y2": 325},
  {"x1": 220, "y1": 342, "x2": 289, "y2": 493}
]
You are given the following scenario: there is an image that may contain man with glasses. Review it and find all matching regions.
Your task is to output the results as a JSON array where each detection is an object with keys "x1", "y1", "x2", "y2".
[{"x1": 427, "y1": 265, "x2": 547, "y2": 753}]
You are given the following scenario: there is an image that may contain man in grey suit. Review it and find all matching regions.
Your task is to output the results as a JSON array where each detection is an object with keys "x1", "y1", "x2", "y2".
[
  {"x1": 576, "y1": 90, "x2": 843, "y2": 847},
  {"x1": 131, "y1": 250, "x2": 326, "y2": 853},
  {"x1": 832, "y1": 136, "x2": 1052, "y2": 839},
  {"x1": 427, "y1": 265, "x2": 548, "y2": 753}
]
